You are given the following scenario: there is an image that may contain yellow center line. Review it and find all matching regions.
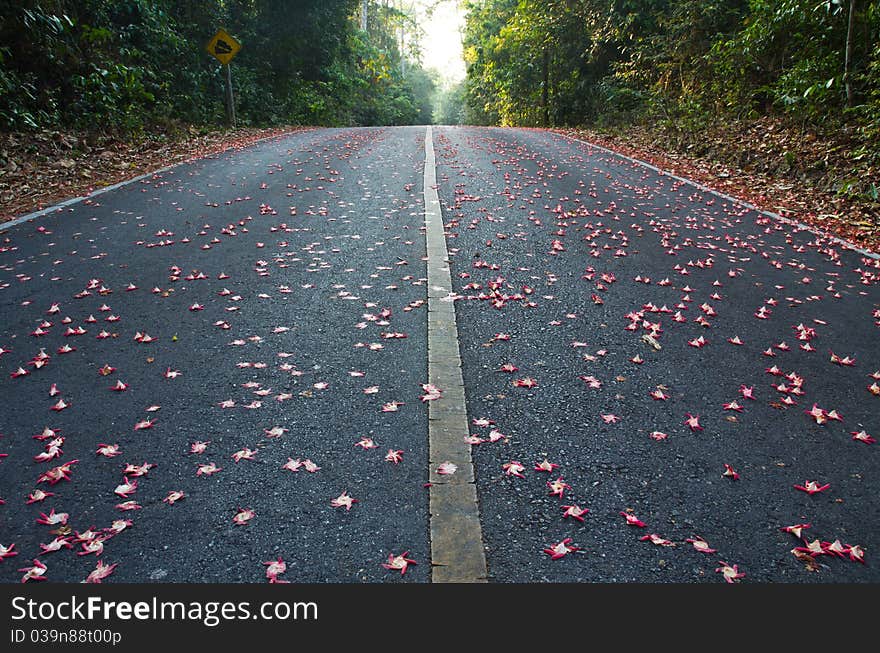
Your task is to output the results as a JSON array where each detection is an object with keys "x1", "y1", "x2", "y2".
[{"x1": 423, "y1": 126, "x2": 488, "y2": 583}]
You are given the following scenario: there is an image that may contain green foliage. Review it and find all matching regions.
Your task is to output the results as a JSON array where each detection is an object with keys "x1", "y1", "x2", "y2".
[
  {"x1": 708, "y1": 0, "x2": 851, "y2": 120},
  {"x1": 463, "y1": 0, "x2": 879, "y2": 141},
  {"x1": 435, "y1": 80, "x2": 467, "y2": 124},
  {"x1": 71, "y1": 62, "x2": 155, "y2": 133},
  {"x1": 0, "y1": 0, "x2": 439, "y2": 132}
]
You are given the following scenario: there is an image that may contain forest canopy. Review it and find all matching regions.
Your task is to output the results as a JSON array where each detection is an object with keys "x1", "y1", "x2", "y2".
[
  {"x1": 0, "y1": 0, "x2": 437, "y2": 132},
  {"x1": 1, "y1": 0, "x2": 877, "y2": 153},
  {"x1": 460, "y1": 0, "x2": 879, "y2": 135}
]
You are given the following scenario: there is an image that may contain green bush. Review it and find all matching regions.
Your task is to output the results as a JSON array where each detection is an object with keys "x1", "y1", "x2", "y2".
[{"x1": 0, "y1": 0, "x2": 437, "y2": 133}]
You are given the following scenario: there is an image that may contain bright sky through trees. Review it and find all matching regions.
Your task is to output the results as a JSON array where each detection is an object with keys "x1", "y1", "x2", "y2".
[{"x1": 416, "y1": 0, "x2": 466, "y2": 87}]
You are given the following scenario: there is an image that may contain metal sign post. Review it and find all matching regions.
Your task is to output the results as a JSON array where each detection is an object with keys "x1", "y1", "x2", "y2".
[
  {"x1": 206, "y1": 28, "x2": 242, "y2": 128},
  {"x1": 225, "y1": 64, "x2": 236, "y2": 127}
]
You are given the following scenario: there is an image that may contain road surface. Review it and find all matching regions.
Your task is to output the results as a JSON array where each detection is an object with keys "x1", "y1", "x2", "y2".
[{"x1": 1, "y1": 126, "x2": 877, "y2": 583}]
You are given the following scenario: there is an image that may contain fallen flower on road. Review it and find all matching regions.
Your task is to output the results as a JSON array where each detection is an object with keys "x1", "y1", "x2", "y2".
[
  {"x1": 534, "y1": 459, "x2": 559, "y2": 472},
  {"x1": 543, "y1": 538, "x2": 580, "y2": 560},
  {"x1": 37, "y1": 460, "x2": 78, "y2": 485},
  {"x1": 281, "y1": 458, "x2": 302, "y2": 473},
  {"x1": 547, "y1": 477, "x2": 571, "y2": 498},
  {"x1": 385, "y1": 449, "x2": 404, "y2": 464},
  {"x1": 620, "y1": 512, "x2": 647, "y2": 527},
  {"x1": 85, "y1": 560, "x2": 118, "y2": 583},
  {"x1": 512, "y1": 377, "x2": 538, "y2": 388},
  {"x1": 232, "y1": 448, "x2": 257, "y2": 462},
  {"x1": 163, "y1": 491, "x2": 185, "y2": 505},
  {"x1": 805, "y1": 404, "x2": 828, "y2": 425},
  {"x1": 19, "y1": 559, "x2": 48, "y2": 583},
  {"x1": 780, "y1": 523, "x2": 811, "y2": 539},
  {"x1": 739, "y1": 385, "x2": 755, "y2": 400},
  {"x1": 105, "y1": 519, "x2": 132, "y2": 536},
  {"x1": 847, "y1": 545, "x2": 865, "y2": 564},
  {"x1": 503, "y1": 461, "x2": 526, "y2": 478},
  {"x1": 487, "y1": 429, "x2": 506, "y2": 442},
  {"x1": 686, "y1": 537, "x2": 717, "y2": 553},
  {"x1": 233, "y1": 508, "x2": 255, "y2": 525},
  {"x1": 39, "y1": 536, "x2": 72, "y2": 554},
  {"x1": 794, "y1": 480, "x2": 830, "y2": 495},
  {"x1": 196, "y1": 462, "x2": 221, "y2": 477},
  {"x1": 190, "y1": 441, "x2": 210, "y2": 454},
  {"x1": 561, "y1": 505, "x2": 589, "y2": 522},
  {"x1": 26, "y1": 490, "x2": 54, "y2": 504},
  {"x1": 793, "y1": 539, "x2": 827, "y2": 557},
  {"x1": 851, "y1": 430, "x2": 875, "y2": 444},
  {"x1": 76, "y1": 537, "x2": 104, "y2": 557},
  {"x1": 331, "y1": 492, "x2": 358, "y2": 511},
  {"x1": 302, "y1": 459, "x2": 320, "y2": 473},
  {"x1": 382, "y1": 551, "x2": 416, "y2": 575},
  {"x1": 420, "y1": 383, "x2": 442, "y2": 401},
  {"x1": 715, "y1": 561, "x2": 745, "y2": 583},
  {"x1": 114, "y1": 477, "x2": 137, "y2": 498},
  {"x1": 123, "y1": 463, "x2": 154, "y2": 477},
  {"x1": 437, "y1": 462, "x2": 457, "y2": 475},
  {"x1": 829, "y1": 351, "x2": 856, "y2": 366},
  {"x1": 96, "y1": 444, "x2": 121, "y2": 457},
  {"x1": 264, "y1": 558, "x2": 289, "y2": 583}
]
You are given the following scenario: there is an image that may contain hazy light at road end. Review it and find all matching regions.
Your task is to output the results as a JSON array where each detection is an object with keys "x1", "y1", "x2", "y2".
[{"x1": 418, "y1": 1, "x2": 465, "y2": 87}]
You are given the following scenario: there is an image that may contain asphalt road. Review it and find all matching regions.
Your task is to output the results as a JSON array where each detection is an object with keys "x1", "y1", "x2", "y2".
[{"x1": 1, "y1": 125, "x2": 877, "y2": 584}]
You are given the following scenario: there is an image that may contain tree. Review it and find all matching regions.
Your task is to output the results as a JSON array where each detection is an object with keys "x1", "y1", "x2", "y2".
[
  {"x1": 461, "y1": 0, "x2": 879, "y2": 130},
  {"x1": 0, "y1": 0, "x2": 440, "y2": 131}
]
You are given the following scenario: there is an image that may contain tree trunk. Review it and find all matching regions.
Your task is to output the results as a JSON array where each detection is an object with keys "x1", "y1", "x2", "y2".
[
  {"x1": 361, "y1": 0, "x2": 368, "y2": 32},
  {"x1": 225, "y1": 64, "x2": 236, "y2": 128},
  {"x1": 542, "y1": 48, "x2": 549, "y2": 127},
  {"x1": 400, "y1": 23, "x2": 406, "y2": 76},
  {"x1": 845, "y1": 0, "x2": 856, "y2": 107}
]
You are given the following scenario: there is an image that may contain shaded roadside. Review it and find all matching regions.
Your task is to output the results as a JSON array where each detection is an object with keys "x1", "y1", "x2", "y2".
[
  {"x1": 556, "y1": 117, "x2": 879, "y2": 254},
  {"x1": 0, "y1": 126, "x2": 306, "y2": 223}
]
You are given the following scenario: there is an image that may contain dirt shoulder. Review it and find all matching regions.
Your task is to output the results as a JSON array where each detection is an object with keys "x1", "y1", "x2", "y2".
[
  {"x1": 555, "y1": 117, "x2": 879, "y2": 255},
  {"x1": 0, "y1": 125, "x2": 307, "y2": 223}
]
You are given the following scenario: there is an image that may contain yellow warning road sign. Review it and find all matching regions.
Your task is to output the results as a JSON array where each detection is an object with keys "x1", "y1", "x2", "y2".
[{"x1": 206, "y1": 28, "x2": 241, "y2": 65}]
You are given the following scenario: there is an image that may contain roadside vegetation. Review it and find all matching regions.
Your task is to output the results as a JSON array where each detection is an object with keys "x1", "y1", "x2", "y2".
[
  {"x1": 459, "y1": 0, "x2": 879, "y2": 247},
  {"x1": 0, "y1": 0, "x2": 440, "y2": 219},
  {"x1": 1, "y1": 1, "x2": 877, "y2": 247},
  {"x1": 0, "y1": 0, "x2": 436, "y2": 132}
]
